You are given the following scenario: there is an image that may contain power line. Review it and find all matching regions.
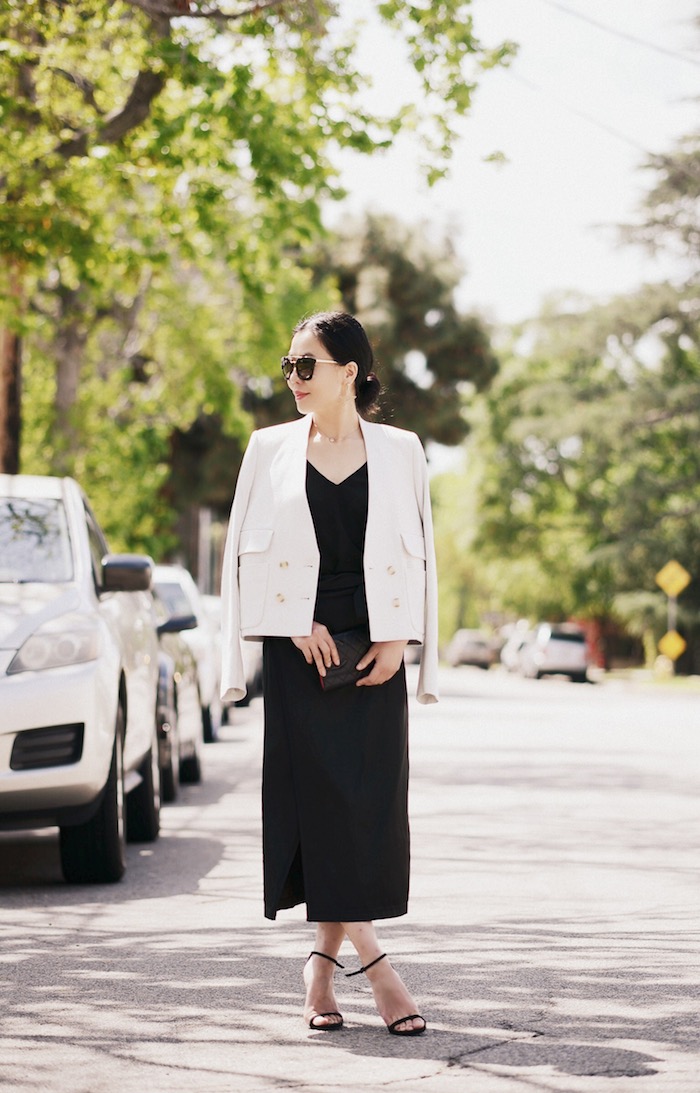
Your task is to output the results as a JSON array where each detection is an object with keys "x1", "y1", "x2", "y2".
[
  {"x1": 508, "y1": 70, "x2": 650, "y2": 154},
  {"x1": 506, "y1": 70, "x2": 700, "y2": 184},
  {"x1": 537, "y1": 0, "x2": 700, "y2": 69}
]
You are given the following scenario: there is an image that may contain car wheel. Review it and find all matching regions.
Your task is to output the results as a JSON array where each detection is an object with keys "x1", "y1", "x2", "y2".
[
  {"x1": 202, "y1": 703, "x2": 219, "y2": 743},
  {"x1": 160, "y1": 714, "x2": 180, "y2": 803},
  {"x1": 570, "y1": 672, "x2": 588, "y2": 684},
  {"x1": 126, "y1": 728, "x2": 161, "y2": 842},
  {"x1": 60, "y1": 706, "x2": 126, "y2": 884},
  {"x1": 179, "y1": 742, "x2": 202, "y2": 784}
]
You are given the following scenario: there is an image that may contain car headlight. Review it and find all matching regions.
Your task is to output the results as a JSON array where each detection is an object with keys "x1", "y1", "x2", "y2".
[{"x1": 7, "y1": 614, "x2": 101, "y2": 674}]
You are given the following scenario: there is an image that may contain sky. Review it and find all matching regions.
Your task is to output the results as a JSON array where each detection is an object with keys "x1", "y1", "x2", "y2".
[{"x1": 329, "y1": 0, "x2": 699, "y2": 325}]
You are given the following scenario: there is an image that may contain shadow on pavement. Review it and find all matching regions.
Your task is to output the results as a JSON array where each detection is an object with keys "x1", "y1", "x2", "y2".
[{"x1": 2, "y1": 916, "x2": 696, "y2": 1085}]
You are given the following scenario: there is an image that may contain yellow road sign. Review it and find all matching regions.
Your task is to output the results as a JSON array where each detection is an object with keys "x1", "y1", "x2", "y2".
[
  {"x1": 655, "y1": 560, "x2": 691, "y2": 599},
  {"x1": 658, "y1": 630, "x2": 687, "y2": 661}
]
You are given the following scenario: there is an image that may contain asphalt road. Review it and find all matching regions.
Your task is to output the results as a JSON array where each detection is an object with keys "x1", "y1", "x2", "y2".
[{"x1": 1, "y1": 666, "x2": 699, "y2": 1093}]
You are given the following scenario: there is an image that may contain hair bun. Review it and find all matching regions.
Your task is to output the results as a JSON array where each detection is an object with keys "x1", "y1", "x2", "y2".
[{"x1": 356, "y1": 370, "x2": 381, "y2": 414}]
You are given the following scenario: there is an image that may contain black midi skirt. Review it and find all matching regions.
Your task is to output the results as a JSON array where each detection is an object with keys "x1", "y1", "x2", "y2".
[
  {"x1": 260, "y1": 462, "x2": 410, "y2": 923},
  {"x1": 262, "y1": 637, "x2": 409, "y2": 922}
]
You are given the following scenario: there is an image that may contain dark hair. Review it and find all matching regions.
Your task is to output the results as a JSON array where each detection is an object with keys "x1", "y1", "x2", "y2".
[{"x1": 293, "y1": 311, "x2": 382, "y2": 414}]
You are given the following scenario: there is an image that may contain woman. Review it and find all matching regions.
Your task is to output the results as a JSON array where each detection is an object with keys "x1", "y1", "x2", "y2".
[{"x1": 221, "y1": 311, "x2": 438, "y2": 1035}]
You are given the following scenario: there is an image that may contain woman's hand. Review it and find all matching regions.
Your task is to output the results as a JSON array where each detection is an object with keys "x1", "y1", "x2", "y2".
[
  {"x1": 355, "y1": 640, "x2": 408, "y2": 687},
  {"x1": 291, "y1": 621, "x2": 339, "y2": 678}
]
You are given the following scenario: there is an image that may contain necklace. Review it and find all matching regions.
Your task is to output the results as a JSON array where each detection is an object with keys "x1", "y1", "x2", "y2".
[{"x1": 313, "y1": 421, "x2": 361, "y2": 444}]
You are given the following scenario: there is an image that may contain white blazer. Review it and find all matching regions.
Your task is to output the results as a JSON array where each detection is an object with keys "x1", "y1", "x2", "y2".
[{"x1": 220, "y1": 414, "x2": 439, "y2": 704}]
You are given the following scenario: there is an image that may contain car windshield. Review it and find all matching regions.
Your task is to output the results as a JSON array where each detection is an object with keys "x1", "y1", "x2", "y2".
[
  {"x1": 551, "y1": 631, "x2": 585, "y2": 643},
  {"x1": 154, "y1": 580, "x2": 194, "y2": 618},
  {"x1": 0, "y1": 497, "x2": 74, "y2": 582}
]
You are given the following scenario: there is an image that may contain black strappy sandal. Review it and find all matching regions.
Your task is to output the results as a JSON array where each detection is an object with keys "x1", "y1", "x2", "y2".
[
  {"x1": 346, "y1": 953, "x2": 427, "y2": 1036},
  {"x1": 305, "y1": 951, "x2": 345, "y2": 1030}
]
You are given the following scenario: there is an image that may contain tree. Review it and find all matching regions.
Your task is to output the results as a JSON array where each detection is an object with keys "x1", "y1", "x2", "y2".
[
  {"x1": 0, "y1": 0, "x2": 515, "y2": 472},
  {"x1": 244, "y1": 213, "x2": 499, "y2": 446},
  {"x1": 459, "y1": 280, "x2": 700, "y2": 669},
  {"x1": 429, "y1": 126, "x2": 700, "y2": 670}
]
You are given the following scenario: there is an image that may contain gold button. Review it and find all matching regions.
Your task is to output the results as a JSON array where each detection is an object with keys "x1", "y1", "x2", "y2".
[
  {"x1": 276, "y1": 593, "x2": 285, "y2": 603},
  {"x1": 279, "y1": 560, "x2": 289, "y2": 568},
  {"x1": 393, "y1": 597, "x2": 400, "y2": 608},
  {"x1": 387, "y1": 565, "x2": 396, "y2": 575}
]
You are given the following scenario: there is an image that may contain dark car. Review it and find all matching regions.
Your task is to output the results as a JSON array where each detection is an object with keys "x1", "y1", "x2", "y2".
[{"x1": 152, "y1": 593, "x2": 205, "y2": 801}]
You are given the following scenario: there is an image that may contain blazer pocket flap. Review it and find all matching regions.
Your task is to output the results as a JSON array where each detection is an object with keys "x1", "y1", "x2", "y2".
[
  {"x1": 239, "y1": 528, "x2": 273, "y2": 556},
  {"x1": 401, "y1": 532, "x2": 426, "y2": 560}
]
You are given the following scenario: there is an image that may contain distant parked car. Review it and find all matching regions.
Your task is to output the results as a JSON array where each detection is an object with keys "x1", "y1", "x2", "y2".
[
  {"x1": 202, "y1": 593, "x2": 262, "y2": 712},
  {"x1": 519, "y1": 622, "x2": 590, "y2": 682},
  {"x1": 0, "y1": 474, "x2": 160, "y2": 883},
  {"x1": 445, "y1": 629, "x2": 496, "y2": 669},
  {"x1": 152, "y1": 565, "x2": 222, "y2": 742},
  {"x1": 499, "y1": 628, "x2": 533, "y2": 673},
  {"x1": 152, "y1": 593, "x2": 204, "y2": 801}
]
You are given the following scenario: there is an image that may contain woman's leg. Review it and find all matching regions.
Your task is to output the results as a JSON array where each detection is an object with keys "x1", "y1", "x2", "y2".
[
  {"x1": 303, "y1": 922, "x2": 346, "y2": 1028},
  {"x1": 342, "y1": 920, "x2": 425, "y2": 1033}
]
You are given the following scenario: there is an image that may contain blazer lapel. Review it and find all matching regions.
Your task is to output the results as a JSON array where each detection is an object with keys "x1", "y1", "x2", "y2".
[
  {"x1": 270, "y1": 415, "x2": 317, "y2": 547},
  {"x1": 359, "y1": 418, "x2": 385, "y2": 557}
]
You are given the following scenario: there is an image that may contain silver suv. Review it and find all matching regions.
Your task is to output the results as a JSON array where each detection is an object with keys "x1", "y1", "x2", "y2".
[{"x1": 519, "y1": 623, "x2": 590, "y2": 683}]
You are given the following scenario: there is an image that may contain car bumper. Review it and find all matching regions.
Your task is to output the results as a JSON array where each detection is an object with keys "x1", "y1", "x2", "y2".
[{"x1": 0, "y1": 659, "x2": 118, "y2": 826}]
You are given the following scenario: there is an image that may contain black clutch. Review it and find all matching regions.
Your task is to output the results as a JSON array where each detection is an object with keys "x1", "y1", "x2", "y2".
[{"x1": 320, "y1": 629, "x2": 373, "y2": 691}]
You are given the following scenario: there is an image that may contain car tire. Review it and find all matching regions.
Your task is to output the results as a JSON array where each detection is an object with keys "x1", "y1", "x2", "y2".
[
  {"x1": 570, "y1": 672, "x2": 588, "y2": 684},
  {"x1": 59, "y1": 706, "x2": 126, "y2": 884},
  {"x1": 160, "y1": 718, "x2": 180, "y2": 803},
  {"x1": 126, "y1": 731, "x2": 161, "y2": 843},
  {"x1": 202, "y1": 703, "x2": 219, "y2": 743},
  {"x1": 179, "y1": 743, "x2": 202, "y2": 784}
]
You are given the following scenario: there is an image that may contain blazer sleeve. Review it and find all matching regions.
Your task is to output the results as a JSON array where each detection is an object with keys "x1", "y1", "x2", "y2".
[
  {"x1": 220, "y1": 432, "x2": 259, "y2": 704},
  {"x1": 413, "y1": 435, "x2": 440, "y2": 704}
]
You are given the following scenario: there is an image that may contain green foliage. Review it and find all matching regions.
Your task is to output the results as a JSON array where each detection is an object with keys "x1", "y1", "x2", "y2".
[
  {"x1": 444, "y1": 281, "x2": 700, "y2": 669},
  {"x1": 2, "y1": 0, "x2": 509, "y2": 558},
  {"x1": 250, "y1": 212, "x2": 499, "y2": 446}
]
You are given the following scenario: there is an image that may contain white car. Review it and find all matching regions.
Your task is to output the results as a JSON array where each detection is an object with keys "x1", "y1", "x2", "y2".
[
  {"x1": 151, "y1": 565, "x2": 221, "y2": 742},
  {"x1": 519, "y1": 622, "x2": 590, "y2": 683},
  {"x1": 499, "y1": 627, "x2": 533, "y2": 672},
  {"x1": 202, "y1": 593, "x2": 262, "y2": 713},
  {"x1": 444, "y1": 629, "x2": 496, "y2": 669},
  {"x1": 0, "y1": 474, "x2": 160, "y2": 883}
]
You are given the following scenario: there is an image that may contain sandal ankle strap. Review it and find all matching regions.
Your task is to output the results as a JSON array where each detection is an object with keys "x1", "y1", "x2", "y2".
[
  {"x1": 345, "y1": 952, "x2": 387, "y2": 977},
  {"x1": 307, "y1": 950, "x2": 345, "y2": 969}
]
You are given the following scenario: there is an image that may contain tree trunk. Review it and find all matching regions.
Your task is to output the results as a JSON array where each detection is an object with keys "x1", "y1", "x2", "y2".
[
  {"x1": 0, "y1": 325, "x2": 22, "y2": 474},
  {"x1": 52, "y1": 314, "x2": 88, "y2": 475}
]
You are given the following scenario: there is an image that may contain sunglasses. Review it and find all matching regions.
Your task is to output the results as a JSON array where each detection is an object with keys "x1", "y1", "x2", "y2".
[{"x1": 280, "y1": 354, "x2": 338, "y2": 381}]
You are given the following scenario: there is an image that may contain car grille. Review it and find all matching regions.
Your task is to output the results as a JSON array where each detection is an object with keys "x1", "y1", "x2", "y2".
[{"x1": 10, "y1": 724, "x2": 85, "y2": 771}]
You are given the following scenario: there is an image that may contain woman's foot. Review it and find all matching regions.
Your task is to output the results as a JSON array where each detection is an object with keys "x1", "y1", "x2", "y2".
[
  {"x1": 362, "y1": 955, "x2": 426, "y2": 1035},
  {"x1": 303, "y1": 952, "x2": 344, "y2": 1030}
]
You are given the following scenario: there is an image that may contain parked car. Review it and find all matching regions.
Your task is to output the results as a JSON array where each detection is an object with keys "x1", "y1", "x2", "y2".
[
  {"x1": 151, "y1": 565, "x2": 222, "y2": 742},
  {"x1": 499, "y1": 627, "x2": 533, "y2": 673},
  {"x1": 0, "y1": 474, "x2": 160, "y2": 883},
  {"x1": 152, "y1": 593, "x2": 204, "y2": 801},
  {"x1": 201, "y1": 593, "x2": 262, "y2": 712},
  {"x1": 444, "y1": 629, "x2": 496, "y2": 669},
  {"x1": 518, "y1": 622, "x2": 590, "y2": 682}
]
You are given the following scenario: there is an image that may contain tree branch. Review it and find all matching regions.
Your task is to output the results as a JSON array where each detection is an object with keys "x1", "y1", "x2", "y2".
[
  {"x1": 124, "y1": 0, "x2": 288, "y2": 20},
  {"x1": 52, "y1": 68, "x2": 105, "y2": 115},
  {"x1": 55, "y1": 65, "x2": 166, "y2": 159}
]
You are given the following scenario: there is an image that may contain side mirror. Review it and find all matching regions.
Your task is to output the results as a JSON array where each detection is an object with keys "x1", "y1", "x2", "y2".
[
  {"x1": 102, "y1": 554, "x2": 153, "y2": 593},
  {"x1": 157, "y1": 613, "x2": 198, "y2": 636}
]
